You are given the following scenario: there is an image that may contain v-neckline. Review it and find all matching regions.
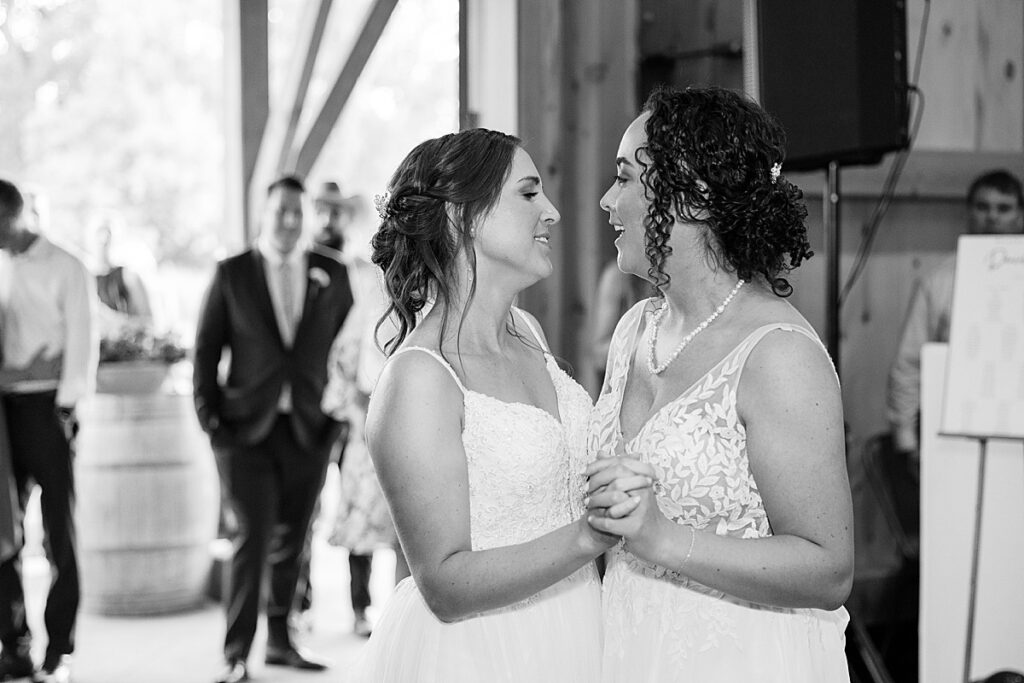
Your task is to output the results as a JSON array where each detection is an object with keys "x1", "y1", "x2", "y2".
[{"x1": 616, "y1": 312, "x2": 753, "y2": 446}]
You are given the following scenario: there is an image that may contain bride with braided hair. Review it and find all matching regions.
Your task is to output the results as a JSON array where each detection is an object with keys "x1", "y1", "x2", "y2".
[{"x1": 350, "y1": 128, "x2": 646, "y2": 682}]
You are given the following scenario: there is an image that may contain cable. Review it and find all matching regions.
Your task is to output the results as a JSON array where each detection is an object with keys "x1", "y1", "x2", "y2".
[{"x1": 838, "y1": 0, "x2": 931, "y2": 308}]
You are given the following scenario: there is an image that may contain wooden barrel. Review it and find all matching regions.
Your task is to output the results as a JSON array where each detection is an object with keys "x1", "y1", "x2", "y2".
[{"x1": 75, "y1": 391, "x2": 219, "y2": 615}]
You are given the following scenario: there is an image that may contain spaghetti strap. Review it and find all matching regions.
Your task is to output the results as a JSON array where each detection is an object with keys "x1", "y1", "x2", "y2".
[
  {"x1": 391, "y1": 346, "x2": 468, "y2": 394},
  {"x1": 512, "y1": 307, "x2": 550, "y2": 354}
]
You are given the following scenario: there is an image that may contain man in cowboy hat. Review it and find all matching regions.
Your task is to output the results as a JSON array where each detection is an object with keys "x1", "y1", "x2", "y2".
[{"x1": 312, "y1": 181, "x2": 355, "y2": 253}]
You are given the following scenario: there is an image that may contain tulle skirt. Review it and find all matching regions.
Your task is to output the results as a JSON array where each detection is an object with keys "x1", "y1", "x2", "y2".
[
  {"x1": 350, "y1": 565, "x2": 603, "y2": 683},
  {"x1": 601, "y1": 559, "x2": 851, "y2": 683}
]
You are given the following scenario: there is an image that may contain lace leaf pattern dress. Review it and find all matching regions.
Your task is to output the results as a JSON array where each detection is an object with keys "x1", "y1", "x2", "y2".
[
  {"x1": 350, "y1": 309, "x2": 601, "y2": 683},
  {"x1": 592, "y1": 300, "x2": 850, "y2": 682}
]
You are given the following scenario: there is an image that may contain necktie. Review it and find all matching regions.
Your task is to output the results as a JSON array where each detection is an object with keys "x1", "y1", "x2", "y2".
[{"x1": 280, "y1": 260, "x2": 296, "y2": 342}]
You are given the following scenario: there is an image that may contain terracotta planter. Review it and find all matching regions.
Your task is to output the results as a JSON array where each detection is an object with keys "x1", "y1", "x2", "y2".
[{"x1": 96, "y1": 361, "x2": 172, "y2": 395}]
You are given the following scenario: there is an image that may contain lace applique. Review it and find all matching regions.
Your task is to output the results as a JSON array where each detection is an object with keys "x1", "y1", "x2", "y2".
[
  {"x1": 593, "y1": 304, "x2": 831, "y2": 667},
  {"x1": 461, "y1": 354, "x2": 597, "y2": 612}
]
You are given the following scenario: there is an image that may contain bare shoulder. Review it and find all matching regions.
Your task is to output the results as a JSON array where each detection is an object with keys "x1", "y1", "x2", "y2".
[
  {"x1": 371, "y1": 347, "x2": 463, "y2": 414},
  {"x1": 738, "y1": 321, "x2": 841, "y2": 428}
]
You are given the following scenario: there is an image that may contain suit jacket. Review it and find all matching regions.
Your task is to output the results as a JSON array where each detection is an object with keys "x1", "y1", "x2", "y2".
[{"x1": 193, "y1": 245, "x2": 353, "y2": 452}]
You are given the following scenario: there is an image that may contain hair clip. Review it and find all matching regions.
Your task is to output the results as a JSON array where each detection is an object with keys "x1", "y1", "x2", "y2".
[
  {"x1": 770, "y1": 162, "x2": 782, "y2": 184},
  {"x1": 374, "y1": 191, "x2": 392, "y2": 221}
]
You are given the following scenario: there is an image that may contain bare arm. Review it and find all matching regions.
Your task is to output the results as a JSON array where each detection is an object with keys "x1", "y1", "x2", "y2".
[
  {"x1": 887, "y1": 280, "x2": 930, "y2": 452},
  {"x1": 588, "y1": 330, "x2": 853, "y2": 610},
  {"x1": 367, "y1": 351, "x2": 614, "y2": 623},
  {"x1": 121, "y1": 267, "x2": 154, "y2": 323}
]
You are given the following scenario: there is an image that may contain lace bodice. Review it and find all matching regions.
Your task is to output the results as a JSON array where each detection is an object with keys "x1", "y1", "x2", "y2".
[
  {"x1": 590, "y1": 300, "x2": 829, "y2": 589},
  {"x1": 393, "y1": 310, "x2": 593, "y2": 552}
]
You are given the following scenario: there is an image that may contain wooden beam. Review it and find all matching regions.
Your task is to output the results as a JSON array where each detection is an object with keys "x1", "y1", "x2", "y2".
[
  {"x1": 225, "y1": 0, "x2": 268, "y2": 244},
  {"x1": 289, "y1": 0, "x2": 400, "y2": 177},
  {"x1": 276, "y1": 0, "x2": 334, "y2": 175},
  {"x1": 248, "y1": 0, "x2": 333, "y2": 224}
]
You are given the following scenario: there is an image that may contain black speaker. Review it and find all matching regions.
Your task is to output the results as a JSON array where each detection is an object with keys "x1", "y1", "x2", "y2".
[{"x1": 744, "y1": 0, "x2": 910, "y2": 172}]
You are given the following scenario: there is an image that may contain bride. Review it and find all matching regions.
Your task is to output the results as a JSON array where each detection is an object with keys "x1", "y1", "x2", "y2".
[{"x1": 350, "y1": 128, "x2": 647, "y2": 682}]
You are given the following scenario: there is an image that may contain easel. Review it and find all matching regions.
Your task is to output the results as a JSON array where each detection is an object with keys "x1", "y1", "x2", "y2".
[{"x1": 938, "y1": 235, "x2": 1024, "y2": 683}]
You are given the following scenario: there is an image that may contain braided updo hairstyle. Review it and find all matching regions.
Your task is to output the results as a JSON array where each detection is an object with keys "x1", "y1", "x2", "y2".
[
  {"x1": 639, "y1": 86, "x2": 811, "y2": 296},
  {"x1": 371, "y1": 128, "x2": 521, "y2": 355}
]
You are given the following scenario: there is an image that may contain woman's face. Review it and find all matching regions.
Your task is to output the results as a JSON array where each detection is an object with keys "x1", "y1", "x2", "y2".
[
  {"x1": 600, "y1": 113, "x2": 651, "y2": 280},
  {"x1": 474, "y1": 147, "x2": 561, "y2": 286}
]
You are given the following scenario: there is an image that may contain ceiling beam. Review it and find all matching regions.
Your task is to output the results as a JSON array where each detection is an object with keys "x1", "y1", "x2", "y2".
[
  {"x1": 248, "y1": 0, "x2": 334, "y2": 223},
  {"x1": 289, "y1": 0, "x2": 400, "y2": 177}
]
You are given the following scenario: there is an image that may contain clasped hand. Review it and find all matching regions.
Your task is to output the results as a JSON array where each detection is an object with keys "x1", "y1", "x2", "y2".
[{"x1": 584, "y1": 447, "x2": 665, "y2": 557}]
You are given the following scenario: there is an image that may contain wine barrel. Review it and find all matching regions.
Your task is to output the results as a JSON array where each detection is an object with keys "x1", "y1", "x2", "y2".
[{"x1": 75, "y1": 390, "x2": 219, "y2": 615}]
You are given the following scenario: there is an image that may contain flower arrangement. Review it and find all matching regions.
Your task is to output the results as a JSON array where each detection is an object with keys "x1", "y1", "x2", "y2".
[{"x1": 99, "y1": 324, "x2": 188, "y2": 364}]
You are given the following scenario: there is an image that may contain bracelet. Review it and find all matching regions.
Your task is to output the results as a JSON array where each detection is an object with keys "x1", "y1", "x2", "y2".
[{"x1": 680, "y1": 526, "x2": 696, "y2": 570}]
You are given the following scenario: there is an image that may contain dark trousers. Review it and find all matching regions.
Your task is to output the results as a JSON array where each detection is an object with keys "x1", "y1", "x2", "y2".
[
  {"x1": 0, "y1": 391, "x2": 78, "y2": 663},
  {"x1": 349, "y1": 553, "x2": 372, "y2": 613},
  {"x1": 214, "y1": 416, "x2": 332, "y2": 662}
]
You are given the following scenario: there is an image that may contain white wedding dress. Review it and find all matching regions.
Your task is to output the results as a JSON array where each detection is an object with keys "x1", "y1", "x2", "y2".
[
  {"x1": 592, "y1": 301, "x2": 851, "y2": 682},
  {"x1": 349, "y1": 309, "x2": 602, "y2": 682}
]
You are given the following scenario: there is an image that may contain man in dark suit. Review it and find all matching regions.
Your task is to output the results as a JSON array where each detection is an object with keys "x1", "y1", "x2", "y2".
[{"x1": 193, "y1": 175, "x2": 353, "y2": 683}]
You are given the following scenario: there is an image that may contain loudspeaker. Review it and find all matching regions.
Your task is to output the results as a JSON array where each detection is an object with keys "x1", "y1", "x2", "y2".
[{"x1": 744, "y1": 0, "x2": 909, "y2": 172}]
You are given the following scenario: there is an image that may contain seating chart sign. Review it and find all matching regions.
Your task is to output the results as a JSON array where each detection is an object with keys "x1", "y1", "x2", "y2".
[{"x1": 941, "y1": 235, "x2": 1024, "y2": 439}]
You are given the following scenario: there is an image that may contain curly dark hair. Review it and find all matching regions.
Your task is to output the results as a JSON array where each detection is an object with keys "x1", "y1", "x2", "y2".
[
  {"x1": 638, "y1": 86, "x2": 812, "y2": 297},
  {"x1": 370, "y1": 128, "x2": 521, "y2": 355}
]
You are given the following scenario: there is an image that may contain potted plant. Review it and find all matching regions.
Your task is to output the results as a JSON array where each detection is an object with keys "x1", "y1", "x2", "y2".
[{"x1": 96, "y1": 324, "x2": 188, "y2": 395}]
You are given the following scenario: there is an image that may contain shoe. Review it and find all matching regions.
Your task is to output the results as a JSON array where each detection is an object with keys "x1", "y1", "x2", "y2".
[
  {"x1": 213, "y1": 659, "x2": 248, "y2": 683},
  {"x1": 264, "y1": 646, "x2": 329, "y2": 671},
  {"x1": 0, "y1": 650, "x2": 35, "y2": 681},
  {"x1": 31, "y1": 655, "x2": 69, "y2": 683},
  {"x1": 353, "y1": 611, "x2": 372, "y2": 638}
]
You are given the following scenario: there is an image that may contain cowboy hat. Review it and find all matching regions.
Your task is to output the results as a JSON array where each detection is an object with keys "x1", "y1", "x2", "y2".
[{"x1": 314, "y1": 181, "x2": 356, "y2": 208}]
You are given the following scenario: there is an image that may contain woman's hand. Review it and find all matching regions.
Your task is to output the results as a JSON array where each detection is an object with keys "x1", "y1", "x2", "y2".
[{"x1": 584, "y1": 456, "x2": 666, "y2": 560}]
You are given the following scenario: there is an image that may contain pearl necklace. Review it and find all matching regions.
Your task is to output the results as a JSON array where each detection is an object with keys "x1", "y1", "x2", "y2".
[{"x1": 647, "y1": 279, "x2": 745, "y2": 375}]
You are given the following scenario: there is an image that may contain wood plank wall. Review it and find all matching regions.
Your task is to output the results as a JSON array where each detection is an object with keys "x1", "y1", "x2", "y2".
[{"x1": 516, "y1": 0, "x2": 638, "y2": 393}]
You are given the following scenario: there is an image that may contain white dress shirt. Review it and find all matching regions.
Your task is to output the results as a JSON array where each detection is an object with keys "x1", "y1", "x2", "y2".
[
  {"x1": 0, "y1": 234, "x2": 99, "y2": 407},
  {"x1": 257, "y1": 237, "x2": 308, "y2": 412},
  {"x1": 886, "y1": 254, "x2": 956, "y2": 452}
]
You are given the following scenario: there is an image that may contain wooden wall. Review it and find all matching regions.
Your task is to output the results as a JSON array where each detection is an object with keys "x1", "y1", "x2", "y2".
[{"x1": 514, "y1": 0, "x2": 638, "y2": 393}]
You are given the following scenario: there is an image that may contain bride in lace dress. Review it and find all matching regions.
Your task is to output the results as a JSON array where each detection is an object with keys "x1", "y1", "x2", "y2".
[
  {"x1": 350, "y1": 128, "x2": 632, "y2": 682},
  {"x1": 585, "y1": 86, "x2": 853, "y2": 682}
]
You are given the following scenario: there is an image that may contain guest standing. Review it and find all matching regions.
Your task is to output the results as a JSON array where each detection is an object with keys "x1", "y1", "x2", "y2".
[
  {"x1": 887, "y1": 169, "x2": 1023, "y2": 469},
  {"x1": 0, "y1": 181, "x2": 98, "y2": 683},
  {"x1": 193, "y1": 175, "x2": 353, "y2": 683}
]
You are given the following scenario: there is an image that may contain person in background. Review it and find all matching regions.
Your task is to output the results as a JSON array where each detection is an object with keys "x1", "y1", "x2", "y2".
[
  {"x1": 886, "y1": 169, "x2": 1023, "y2": 469},
  {"x1": 591, "y1": 259, "x2": 648, "y2": 387},
  {"x1": 312, "y1": 181, "x2": 356, "y2": 253},
  {"x1": 322, "y1": 233, "x2": 409, "y2": 638},
  {"x1": 193, "y1": 175, "x2": 353, "y2": 683},
  {"x1": 92, "y1": 215, "x2": 155, "y2": 329},
  {"x1": 587, "y1": 86, "x2": 853, "y2": 681},
  {"x1": 290, "y1": 180, "x2": 359, "y2": 628},
  {"x1": 0, "y1": 181, "x2": 98, "y2": 683}
]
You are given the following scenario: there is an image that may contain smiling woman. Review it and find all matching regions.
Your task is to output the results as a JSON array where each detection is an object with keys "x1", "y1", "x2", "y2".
[{"x1": 344, "y1": 128, "x2": 631, "y2": 682}]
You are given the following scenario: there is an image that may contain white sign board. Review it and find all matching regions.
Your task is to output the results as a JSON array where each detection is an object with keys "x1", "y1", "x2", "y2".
[{"x1": 941, "y1": 235, "x2": 1024, "y2": 439}]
